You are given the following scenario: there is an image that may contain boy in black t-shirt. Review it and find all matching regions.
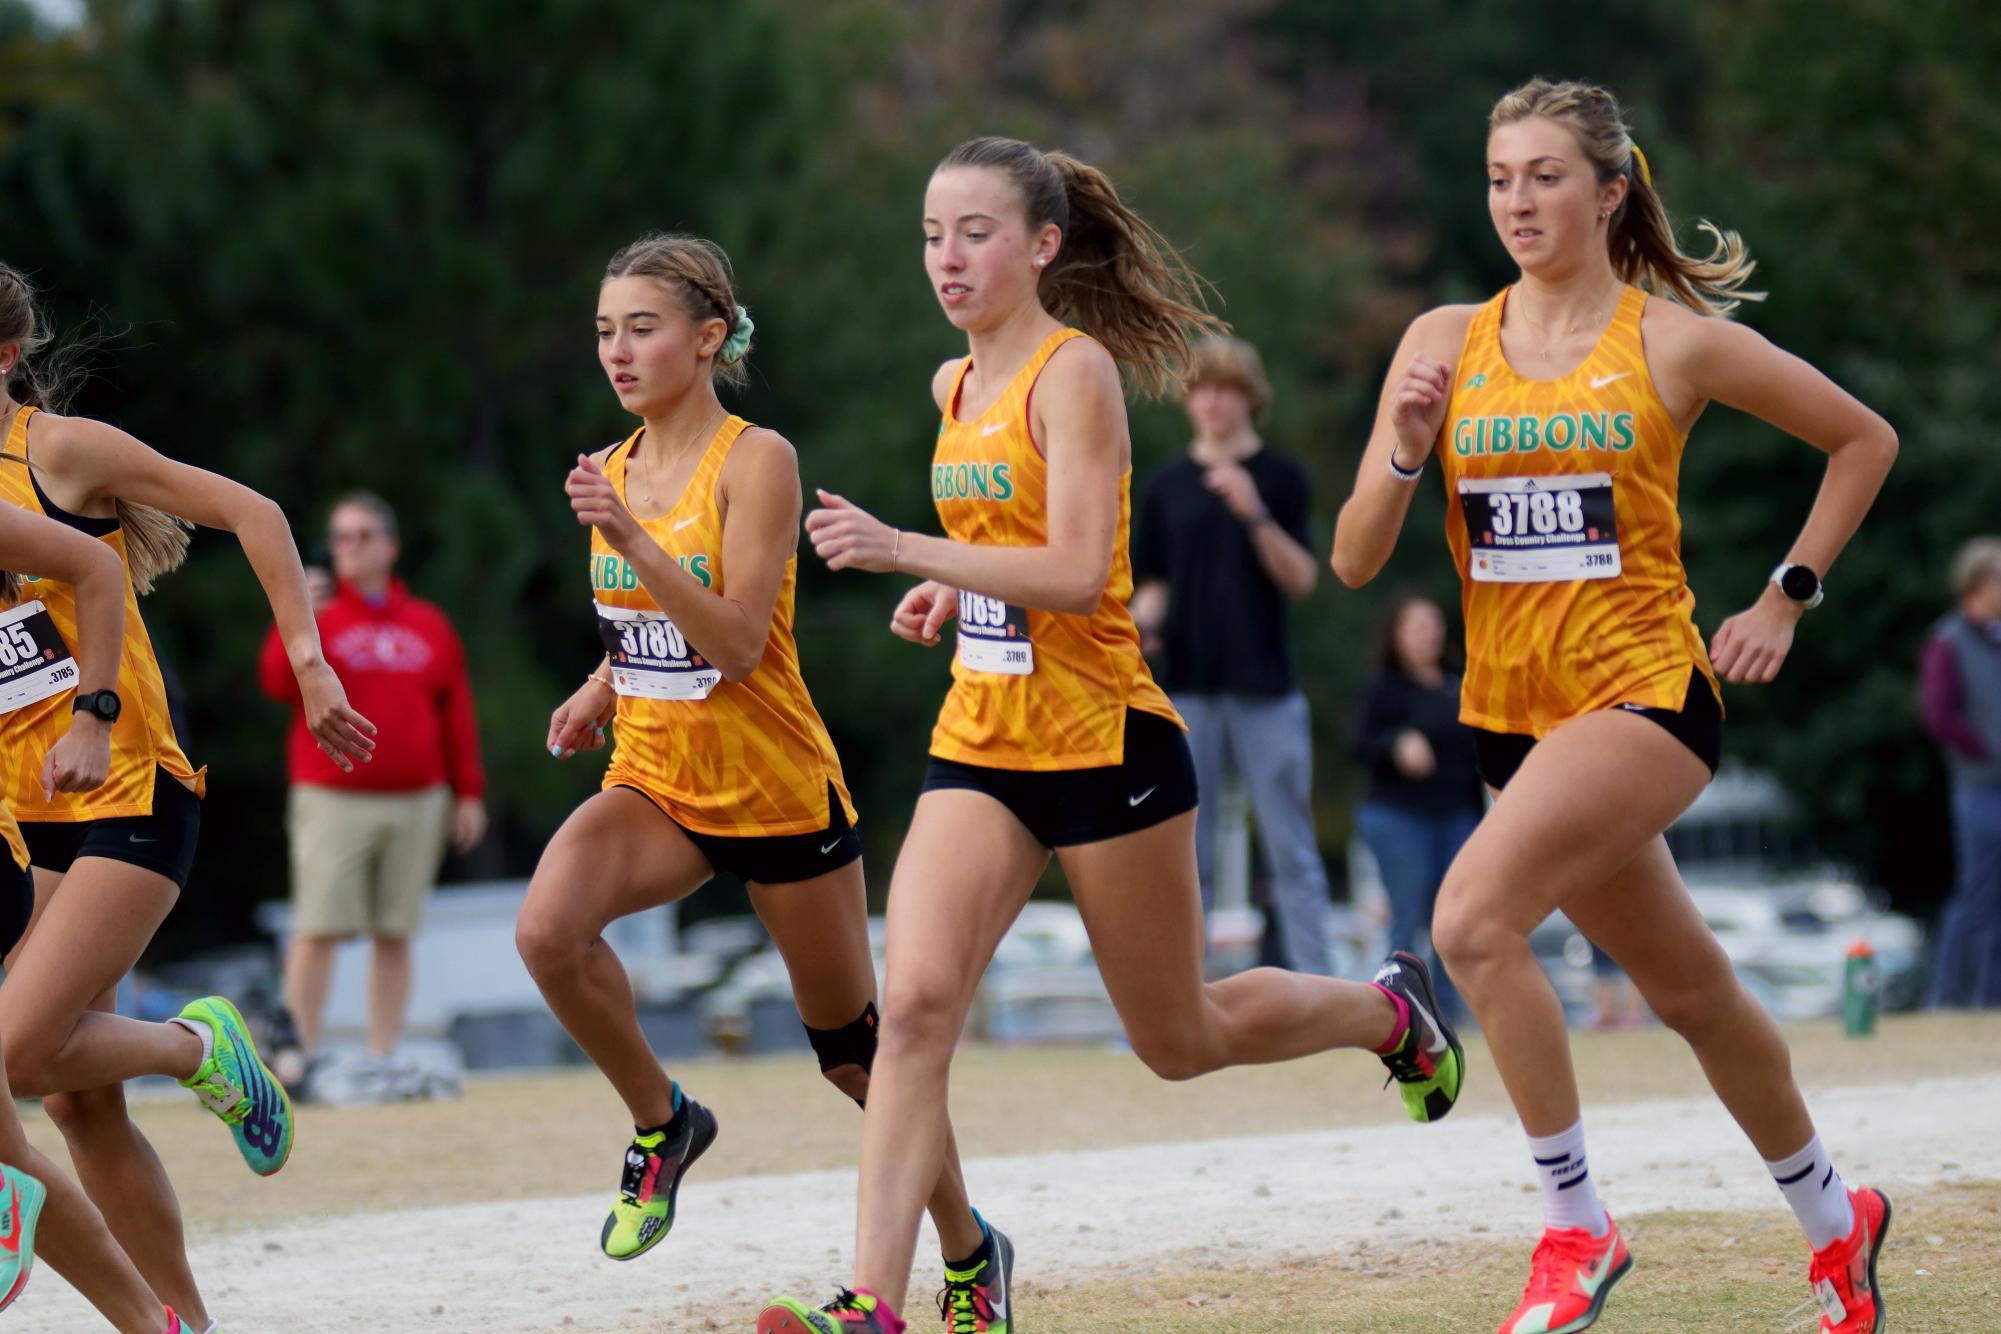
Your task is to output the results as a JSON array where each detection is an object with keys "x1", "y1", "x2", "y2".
[{"x1": 1132, "y1": 337, "x2": 1332, "y2": 974}]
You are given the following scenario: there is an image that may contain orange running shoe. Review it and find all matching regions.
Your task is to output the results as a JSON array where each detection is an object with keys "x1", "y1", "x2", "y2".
[
  {"x1": 1496, "y1": 1217, "x2": 1631, "y2": 1334},
  {"x1": 1808, "y1": 1186, "x2": 1891, "y2": 1333}
]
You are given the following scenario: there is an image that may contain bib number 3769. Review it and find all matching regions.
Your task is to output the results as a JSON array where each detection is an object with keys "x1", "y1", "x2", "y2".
[
  {"x1": 955, "y1": 591, "x2": 1034, "y2": 676},
  {"x1": 0, "y1": 600, "x2": 79, "y2": 714},
  {"x1": 1458, "y1": 472, "x2": 1620, "y2": 583}
]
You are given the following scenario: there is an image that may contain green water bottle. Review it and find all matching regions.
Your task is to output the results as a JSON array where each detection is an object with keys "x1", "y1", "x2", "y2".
[{"x1": 1843, "y1": 939, "x2": 1879, "y2": 1037}]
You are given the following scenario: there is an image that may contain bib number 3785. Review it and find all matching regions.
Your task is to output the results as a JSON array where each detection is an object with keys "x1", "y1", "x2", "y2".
[
  {"x1": 955, "y1": 591, "x2": 1034, "y2": 676},
  {"x1": 1458, "y1": 472, "x2": 1620, "y2": 583},
  {"x1": 0, "y1": 599, "x2": 79, "y2": 714},
  {"x1": 595, "y1": 604, "x2": 722, "y2": 700}
]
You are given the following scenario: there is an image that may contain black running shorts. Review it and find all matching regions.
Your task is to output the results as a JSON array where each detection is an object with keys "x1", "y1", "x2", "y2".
[
  {"x1": 0, "y1": 857, "x2": 33, "y2": 957},
  {"x1": 21, "y1": 767, "x2": 203, "y2": 890},
  {"x1": 618, "y1": 781, "x2": 863, "y2": 887},
  {"x1": 1474, "y1": 666, "x2": 1723, "y2": 791},
  {"x1": 920, "y1": 707, "x2": 1199, "y2": 849}
]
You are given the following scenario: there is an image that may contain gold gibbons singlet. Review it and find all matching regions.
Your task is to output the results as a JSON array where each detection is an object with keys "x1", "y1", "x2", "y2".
[
  {"x1": 592, "y1": 415, "x2": 856, "y2": 837},
  {"x1": 929, "y1": 328, "x2": 1180, "y2": 770},
  {"x1": 0, "y1": 406, "x2": 204, "y2": 821},
  {"x1": 1, "y1": 802, "x2": 25, "y2": 872},
  {"x1": 1438, "y1": 285, "x2": 1720, "y2": 736}
]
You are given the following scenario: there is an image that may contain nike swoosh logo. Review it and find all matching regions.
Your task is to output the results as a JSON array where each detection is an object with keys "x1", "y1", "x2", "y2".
[
  {"x1": 129, "y1": 834, "x2": 161, "y2": 844},
  {"x1": 980, "y1": 421, "x2": 1008, "y2": 436},
  {"x1": 1406, "y1": 991, "x2": 1449, "y2": 1056},
  {"x1": 991, "y1": 1244, "x2": 1010, "y2": 1320},
  {"x1": 1574, "y1": 1234, "x2": 1619, "y2": 1296},
  {"x1": 672, "y1": 516, "x2": 699, "y2": 531},
  {"x1": 820, "y1": 839, "x2": 842, "y2": 854},
  {"x1": 1589, "y1": 372, "x2": 1630, "y2": 389},
  {"x1": 1127, "y1": 786, "x2": 1157, "y2": 807}
]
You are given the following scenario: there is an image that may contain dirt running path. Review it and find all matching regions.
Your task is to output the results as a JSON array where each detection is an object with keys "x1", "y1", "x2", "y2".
[{"x1": 8, "y1": 1074, "x2": 1994, "y2": 1332}]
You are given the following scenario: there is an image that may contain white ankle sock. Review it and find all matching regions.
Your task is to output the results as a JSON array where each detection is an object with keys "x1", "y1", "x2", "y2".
[
  {"x1": 1764, "y1": 1134, "x2": 1854, "y2": 1250},
  {"x1": 166, "y1": 1016, "x2": 213, "y2": 1076},
  {"x1": 1526, "y1": 1120, "x2": 1609, "y2": 1236}
]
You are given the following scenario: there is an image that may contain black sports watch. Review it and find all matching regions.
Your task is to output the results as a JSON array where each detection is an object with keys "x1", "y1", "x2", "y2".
[
  {"x1": 1770, "y1": 562, "x2": 1824, "y2": 610},
  {"x1": 72, "y1": 689, "x2": 122, "y2": 723}
]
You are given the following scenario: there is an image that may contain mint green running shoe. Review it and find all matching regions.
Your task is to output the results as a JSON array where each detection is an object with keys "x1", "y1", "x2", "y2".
[
  {"x1": 0, "y1": 1165, "x2": 44, "y2": 1311},
  {"x1": 177, "y1": 996, "x2": 295, "y2": 1176}
]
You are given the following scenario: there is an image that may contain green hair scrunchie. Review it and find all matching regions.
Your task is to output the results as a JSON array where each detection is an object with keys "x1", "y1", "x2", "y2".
[{"x1": 721, "y1": 305, "x2": 754, "y2": 363}]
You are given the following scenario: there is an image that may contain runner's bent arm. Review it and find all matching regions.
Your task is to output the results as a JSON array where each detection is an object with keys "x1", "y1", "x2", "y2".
[
  {"x1": 1651, "y1": 308, "x2": 1897, "y2": 684},
  {"x1": 810, "y1": 339, "x2": 1122, "y2": 615},
  {"x1": 1332, "y1": 308, "x2": 1475, "y2": 588},
  {"x1": 0, "y1": 504, "x2": 125, "y2": 794},
  {"x1": 30, "y1": 415, "x2": 377, "y2": 764},
  {"x1": 566, "y1": 428, "x2": 798, "y2": 682}
]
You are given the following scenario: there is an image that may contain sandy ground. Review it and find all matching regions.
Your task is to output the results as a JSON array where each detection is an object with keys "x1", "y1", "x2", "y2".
[{"x1": 8, "y1": 1060, "x2": 1998, "y2": 1332}]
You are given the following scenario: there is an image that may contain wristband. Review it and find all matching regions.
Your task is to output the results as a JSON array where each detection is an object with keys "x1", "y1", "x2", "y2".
[
  {"x1": 587, "y1": 670, "x2": 613, "y2": 691},
  {"x1": 1386, "y1": 451, "x2": 1424, "y2": 482}
]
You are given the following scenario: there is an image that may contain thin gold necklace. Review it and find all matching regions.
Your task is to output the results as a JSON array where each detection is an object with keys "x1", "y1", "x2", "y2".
[
  {"x1": 1516, "y1": 285, "x2": 1620, "y2": 361},
  {"x1": 633, "y1": 409, "x2": 725, "y2": 505}
]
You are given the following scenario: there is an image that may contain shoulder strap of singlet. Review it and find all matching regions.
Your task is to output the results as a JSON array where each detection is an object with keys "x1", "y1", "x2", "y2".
[
  {"x1": 5, "y1": 407, "x2": 118, "y2": 536},
  {"x1": 1609, "y1": 282, "x2": 1648, "y2": 338},
  {"x1": 3, "y1": 404, "x2": 35, "y2": 455},
  {"x1": 695, "y1": 415, "x2": 752, "y2": 494},
  {"x1": 944, "y1": 356, "x2": 974, "y2": 419}
]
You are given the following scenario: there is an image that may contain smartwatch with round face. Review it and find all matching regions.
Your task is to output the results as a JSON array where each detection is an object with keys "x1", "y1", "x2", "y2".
[
  {"x1": 1771, "y1": 563, "x2": 1823, "y2": 609},
  {"x1": 72, "y1": 689, "x2": 122, "y2": 724}
]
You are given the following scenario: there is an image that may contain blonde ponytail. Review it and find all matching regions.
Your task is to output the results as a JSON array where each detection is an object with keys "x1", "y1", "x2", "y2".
[{"x1": 1490, "y1": 79, "x2": 1763, "y2": 317}]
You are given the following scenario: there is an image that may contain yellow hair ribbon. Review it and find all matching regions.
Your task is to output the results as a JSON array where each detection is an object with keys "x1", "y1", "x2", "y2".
[{"x1": 1630, "y1": 143, "x2": 1653, "y2": 190}]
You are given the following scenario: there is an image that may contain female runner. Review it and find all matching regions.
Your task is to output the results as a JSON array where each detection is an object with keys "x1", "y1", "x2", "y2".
[
  {"x1": 1331, "y1": 80, "x2": 1897, "y2": 1334},
  {"x1": 0, "y1": 499, "x2": 195, "y2": 1332},
  {"x1": 760, "y1": 137, "x2": 1456, "y2": 1334},
  {"x1": 515, "y1": 234, "x2": 989, "y2": 1276},
  {"x1": 0, "y1": 262, "x2": 374, "y2": 1334}
]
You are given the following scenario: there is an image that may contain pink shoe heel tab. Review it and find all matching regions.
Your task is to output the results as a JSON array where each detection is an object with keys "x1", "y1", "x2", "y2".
[{"x1": 849, "y1": 1289, "x2": 907, "y2": 1333}]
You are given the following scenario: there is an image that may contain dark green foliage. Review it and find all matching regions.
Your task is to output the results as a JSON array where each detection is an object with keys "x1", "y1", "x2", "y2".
[{"x1": 0, "y1": 0, "x2": 1987, "y2": 952}]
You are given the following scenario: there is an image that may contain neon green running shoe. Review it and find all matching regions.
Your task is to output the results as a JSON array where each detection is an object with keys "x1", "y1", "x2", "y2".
[
  {"x1": 1372, "y1": 950, "x2": 1465, "y2": 1123},
  {"x1": 938, "y1": 1215, "x2": 1013, "y2": 1333},
  {"x1": 758, "y1": 1288, "x2": 905, "y2": 1333},
  {"x1": 176, "y1": 996, "x2": 295, "y2": 1176},
  {"x1": 600, "y1": 1095, "x2": 717, "y2": 1260},
  {"x1": 0, "y1": 1164, "x2": 45, "y2": 1311}
]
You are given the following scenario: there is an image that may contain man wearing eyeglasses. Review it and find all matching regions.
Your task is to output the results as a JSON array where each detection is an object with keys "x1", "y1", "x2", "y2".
[{"x1": 258, "y1": 491, "x2": 486, "y2": 1099}]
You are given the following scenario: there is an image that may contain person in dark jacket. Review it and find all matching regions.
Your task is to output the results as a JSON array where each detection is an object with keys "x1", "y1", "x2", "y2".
[
  {"x1": 1920, "y1": 536, "x2": 2001, "y2": 1008},
  {"x1": 1352, "y1": 593, "x2": 1484, "y2": 1018}
]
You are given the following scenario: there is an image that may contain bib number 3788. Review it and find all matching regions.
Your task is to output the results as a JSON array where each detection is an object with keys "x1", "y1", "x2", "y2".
[
  {"x1": 955, "y1": 591, "x2": 1034, "y2": 675},
  {"x1": 1458, "y1": 473, "x2": 1620, "y2": 583},
  {"x1": 0, "y1": 599, "x2": 79, "y2": 714}
]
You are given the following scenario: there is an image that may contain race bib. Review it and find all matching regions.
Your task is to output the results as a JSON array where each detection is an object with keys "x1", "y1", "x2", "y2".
[
  {"x1": 0, "y1": 600, "x2": 79, "y2": 714},
  {"x1": 595, "y1": 603, "x2": 722, "y2": 701},
  {"x1": 1458, "y1": 473, "x2": 1621, "y2": 583},
  {"x1": 955, "y1": 591, "x2": 1034, "y2": 676}
]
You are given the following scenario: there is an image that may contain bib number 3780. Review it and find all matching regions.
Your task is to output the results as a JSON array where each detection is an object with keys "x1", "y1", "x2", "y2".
[
  {"x1": 0, "y1": 599, "x2": 79, "y2": 714},
  {"x1": 595, "y1": 604, "x2": 722, "y2": 700},
  {"x1": 1458, "y1": 472, "x2": 1620, "y2": 583},
  {"x1": 955, "y1": 591, "x2": 1034, "y2": 676}
]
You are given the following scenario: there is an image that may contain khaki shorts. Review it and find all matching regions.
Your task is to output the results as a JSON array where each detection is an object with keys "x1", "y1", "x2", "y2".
[{"x1": 287, "y1": 784, "x2": 452, "y2": 938}]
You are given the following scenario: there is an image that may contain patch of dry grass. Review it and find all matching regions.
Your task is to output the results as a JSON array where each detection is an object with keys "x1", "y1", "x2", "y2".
[
  {"x1": 14, "y1": 1010, "x2": 2000, "y2": 1229},
  {"x1": 1018, "y1": 1181, "x2": 2001, "y2": 1332}
]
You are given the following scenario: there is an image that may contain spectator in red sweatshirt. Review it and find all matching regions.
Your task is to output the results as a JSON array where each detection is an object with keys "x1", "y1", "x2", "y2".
[{"x1": 258, "y1": 491, "x2": 485, "y2": 1090}]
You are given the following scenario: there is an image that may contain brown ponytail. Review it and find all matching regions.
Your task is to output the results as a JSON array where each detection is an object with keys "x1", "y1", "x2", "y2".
[
  {"x1": 1489, "y1": 79, "x2": 1763, "y2": 317},
  {"x1": 1, "y1": 261, "x2": 191, "y2": 595},
  {"x1": 936, "y1": 137, "x2": 1225, "y2": 397}
]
